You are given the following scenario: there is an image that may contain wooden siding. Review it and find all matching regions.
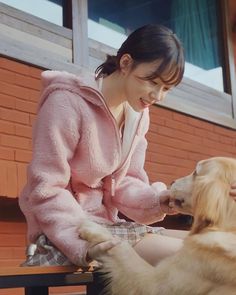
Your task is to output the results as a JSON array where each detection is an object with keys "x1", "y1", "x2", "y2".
[{"x1": 0, "y1": 2, "x2": 73, "y2": 69}]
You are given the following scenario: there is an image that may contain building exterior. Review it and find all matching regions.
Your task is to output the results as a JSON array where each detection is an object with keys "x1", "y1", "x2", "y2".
[{"x1": 0, "y1": 0, "x2": 236, "y2": 294}]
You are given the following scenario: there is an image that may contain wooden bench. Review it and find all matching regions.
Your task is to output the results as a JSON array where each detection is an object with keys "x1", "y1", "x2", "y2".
[
  {"x1": 0, "y1": 265, "x2": 94, "y2": 295},
  {"x1": 0, "y1": 198, "x2": 98, "y2": 294}
]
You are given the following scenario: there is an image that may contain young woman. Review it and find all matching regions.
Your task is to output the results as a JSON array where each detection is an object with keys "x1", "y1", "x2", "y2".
[{"x1": 19, "y1": 24, "x2": 186, "y2": 267}]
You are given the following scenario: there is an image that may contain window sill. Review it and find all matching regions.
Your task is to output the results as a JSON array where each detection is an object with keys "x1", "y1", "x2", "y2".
[{"x1": 160, "y1": 76, "x2": 236, "y2": 129}]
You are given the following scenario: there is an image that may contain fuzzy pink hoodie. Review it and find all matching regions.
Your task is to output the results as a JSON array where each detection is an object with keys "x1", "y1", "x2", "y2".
[{"x1": 19, "y1": 70, "x2": 166, "y2": 266}]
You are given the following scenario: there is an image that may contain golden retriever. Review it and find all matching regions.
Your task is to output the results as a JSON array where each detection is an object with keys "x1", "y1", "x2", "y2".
[{"x1": 79, "y1": 157, "x2": 236, "y2": 295}]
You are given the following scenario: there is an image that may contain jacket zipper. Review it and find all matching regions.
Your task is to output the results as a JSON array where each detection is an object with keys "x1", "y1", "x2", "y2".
[
  {"x1": 80, "y1": 85, "x2": 143, "y2": 197},
  {"x1": 80, "y1": 85, "x2": 122, "y2": 156},
  {"x1": 110, "y1": 112, "x2": 143, "y2": 197},
  {"x1": 111, "y1": 174, "x2": 116, "y2": 197}
]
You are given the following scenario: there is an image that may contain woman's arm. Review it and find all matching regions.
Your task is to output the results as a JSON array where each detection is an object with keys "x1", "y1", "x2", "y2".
[
  {"x1": 21, "y1": 90, "x2": 90, "y2": 266},
  {"x1": 112, "y1": 118, "x2": 170, "y2": 224}
]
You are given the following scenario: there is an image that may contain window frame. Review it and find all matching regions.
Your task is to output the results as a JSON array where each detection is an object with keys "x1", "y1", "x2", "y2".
[{"x1": 0, "y1": 0, "x2": 236, "y2": 128}]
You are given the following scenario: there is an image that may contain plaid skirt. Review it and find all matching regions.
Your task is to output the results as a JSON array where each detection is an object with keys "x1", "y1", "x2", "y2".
[{"x1": 22, "y1": 221, "x2": 164, "y2": 267}]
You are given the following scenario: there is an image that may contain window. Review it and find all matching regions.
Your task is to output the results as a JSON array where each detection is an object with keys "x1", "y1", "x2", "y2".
[
  {"x1": 88, "y1": 0, "x2": 224, "y2": 92},
  {"x1": 0, "y1": 0, "x2": 70, "y2": 27}
]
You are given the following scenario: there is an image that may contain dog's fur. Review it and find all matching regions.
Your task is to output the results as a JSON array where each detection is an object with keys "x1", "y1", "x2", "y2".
[{"x1": 79, "y1": 157, "x2": 236, "y2": 295}]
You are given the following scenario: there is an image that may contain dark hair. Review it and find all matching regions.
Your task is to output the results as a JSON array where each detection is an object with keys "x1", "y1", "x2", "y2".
[{"x1": 95, "y1": 24, "x2": 185, "y2": 86}]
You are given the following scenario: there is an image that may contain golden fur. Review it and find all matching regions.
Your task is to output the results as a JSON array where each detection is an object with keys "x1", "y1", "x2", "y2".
[{"x1": 79, "y1": 157, "x2": 236, "y2": 295}]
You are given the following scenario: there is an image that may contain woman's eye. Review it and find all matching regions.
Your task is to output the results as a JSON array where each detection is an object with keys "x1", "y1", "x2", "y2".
[
  {"x1": 150, "y1": 81, "x2": 171, "y2": 91},
  {"x1": 151, "y1": 80, "x2": 158, "y2": 85},
  {"x1": 163, "y1": 87, "x2": 171, "y2": 92}
]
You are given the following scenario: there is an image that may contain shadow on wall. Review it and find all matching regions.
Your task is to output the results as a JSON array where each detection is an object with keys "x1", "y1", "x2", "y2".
[{"x1": 0, "y1": 197, "x2": 25, "y2": 222}]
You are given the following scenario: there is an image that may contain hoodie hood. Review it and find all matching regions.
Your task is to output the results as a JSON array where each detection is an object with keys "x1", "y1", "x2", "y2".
[{"x1": 38, "y1": 70, "x2": 103, "y2": 110}]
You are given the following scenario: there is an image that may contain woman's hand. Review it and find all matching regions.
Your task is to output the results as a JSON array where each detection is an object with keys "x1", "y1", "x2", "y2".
[
  {"x1": 230, "y1": 183, "x2": 236, "y2": 200},
  {"x1": 158, "y1": 189, "x2": 177, "y2": 215}
]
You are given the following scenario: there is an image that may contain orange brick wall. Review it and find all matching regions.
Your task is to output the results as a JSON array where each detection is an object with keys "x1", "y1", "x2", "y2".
[
  {"x1": 146, "y1": 107, "x2": 236, "y2": 184},
  {"x1": 1, "y1": 56, "x2": 236, "y2": 294},
  {"x1": 0, "y1": 58, "x2": 40, "y2": 198}
]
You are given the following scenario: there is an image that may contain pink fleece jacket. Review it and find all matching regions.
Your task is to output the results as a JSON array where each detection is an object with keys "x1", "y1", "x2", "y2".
[{"x1": 19, "y1": 70, "x2": 166, "y2": 266}]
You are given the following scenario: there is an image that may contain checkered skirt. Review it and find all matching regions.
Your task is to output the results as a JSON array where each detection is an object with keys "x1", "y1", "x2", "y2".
[{"x1": 21, "y1": 221, "x2": 164, "y2": 266}]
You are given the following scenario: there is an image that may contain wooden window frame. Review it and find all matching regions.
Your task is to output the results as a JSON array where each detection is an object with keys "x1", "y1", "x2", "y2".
[{"x1": 0, "y1": 0, "x2": 236, "y2": 128}]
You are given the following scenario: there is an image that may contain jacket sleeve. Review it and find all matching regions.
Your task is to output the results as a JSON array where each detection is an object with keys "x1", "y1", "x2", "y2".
[
  {"x1": 112, "y1": 111, "x2": 166, "y2": 225},
  {"x1": 22, "y1": 90, "x2": 89, "y2": 266}
]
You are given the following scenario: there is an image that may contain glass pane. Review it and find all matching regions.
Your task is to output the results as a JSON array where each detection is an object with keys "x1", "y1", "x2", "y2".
[
  {"x1": 0, "y1": 0, "x2": 63, "y2": 26},
  {"x1": 88, "y1": 0, "x2": 224, "y2": 92}
]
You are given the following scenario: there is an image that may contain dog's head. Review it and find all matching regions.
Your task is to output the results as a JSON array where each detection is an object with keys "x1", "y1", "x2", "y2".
[{"x1": 171, "y1": 157, "x2": 236, "y2": 234}]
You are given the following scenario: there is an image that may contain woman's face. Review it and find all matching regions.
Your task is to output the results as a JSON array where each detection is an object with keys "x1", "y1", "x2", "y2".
[{"x1": 121, "y1": 55, "x2": 173, "y2": 112}]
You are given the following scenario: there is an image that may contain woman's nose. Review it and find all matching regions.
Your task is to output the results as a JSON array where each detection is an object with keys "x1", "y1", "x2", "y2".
[{"x1": 149, "y1": 90, "x2": 163, "y2": 103}]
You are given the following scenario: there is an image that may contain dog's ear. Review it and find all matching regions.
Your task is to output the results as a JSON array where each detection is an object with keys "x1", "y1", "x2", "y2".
[
  {"x1": 190, "y1": 157, "x2": 236, "y2": 235},
  {"x1": 191, "y1": 215, "x2": 211, "y2": 234},
  {"x1": 190, "y1": 178, "x2": 229, "y2": 235}
]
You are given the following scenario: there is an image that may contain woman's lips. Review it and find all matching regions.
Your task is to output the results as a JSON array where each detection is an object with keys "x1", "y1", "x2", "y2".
[{"x1": 140, "y1": 98, "x2": 151, "y2": 108}]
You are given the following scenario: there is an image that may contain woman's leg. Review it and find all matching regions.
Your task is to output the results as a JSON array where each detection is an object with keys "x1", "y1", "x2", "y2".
[
  {"x1": 88, "y1": 229, "x2": 188, "y2": 294},
  {"x1": 133, "y1": 230, "x2": 188, "y2": 266},
  {"x1": 161, "y1": 228, "x2": 189, "y2": 239}
]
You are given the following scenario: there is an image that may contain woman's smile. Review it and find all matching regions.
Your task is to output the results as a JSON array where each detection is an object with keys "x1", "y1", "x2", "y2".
[{"x1": 140, "y1": 97, "x2": 152, "y2": 108}]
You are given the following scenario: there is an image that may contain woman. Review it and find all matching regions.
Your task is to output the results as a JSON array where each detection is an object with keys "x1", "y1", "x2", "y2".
[{"x1": 19, "y1": 24, "x2": 186, "y2": 267}]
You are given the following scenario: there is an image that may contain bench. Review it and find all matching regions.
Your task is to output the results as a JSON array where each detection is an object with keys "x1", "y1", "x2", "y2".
[
  {"x1": 0, "y1": 265, "x2": 94, "y2": 295},
  {"x1": 0, "y1": 198, "x2": 98, "y2": 294}
]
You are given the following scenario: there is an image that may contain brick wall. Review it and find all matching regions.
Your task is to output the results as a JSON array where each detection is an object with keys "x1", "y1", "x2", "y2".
[
  {"x1": 1, "y1": 56, "x2": 236, "y2": 294},
  {"x1": 146, "y1": 107, "x2": 236, "y2": 184},
  {"x1": 0, "y1": 58, "x2": 40, "y2": 197}
]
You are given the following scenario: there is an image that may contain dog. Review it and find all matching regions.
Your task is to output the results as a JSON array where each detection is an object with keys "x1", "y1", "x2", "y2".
[{"x1": 79, "y1": 157, "x2": 236, "y2": 295}]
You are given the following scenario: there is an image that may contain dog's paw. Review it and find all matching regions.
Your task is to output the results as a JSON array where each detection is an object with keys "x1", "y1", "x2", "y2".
[{"x1": 79, "y1": 220, "x2": 113, "y2": 244}]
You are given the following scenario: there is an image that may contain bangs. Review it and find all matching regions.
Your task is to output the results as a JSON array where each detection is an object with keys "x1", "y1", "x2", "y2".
[{"x1": 144, "y1": 52, "x2": 185, "y2": 86}]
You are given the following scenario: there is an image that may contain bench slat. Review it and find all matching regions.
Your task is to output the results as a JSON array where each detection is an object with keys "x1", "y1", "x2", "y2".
[
  {"x1": 0, "y1": 271, "x2": 93, "y2": 289},
  {"x1": 0, "y1": 266, "x2": 94, "y2": 293},
  {"x1": 0, "y1": 265, "x2": 82, "y2": 276}
]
